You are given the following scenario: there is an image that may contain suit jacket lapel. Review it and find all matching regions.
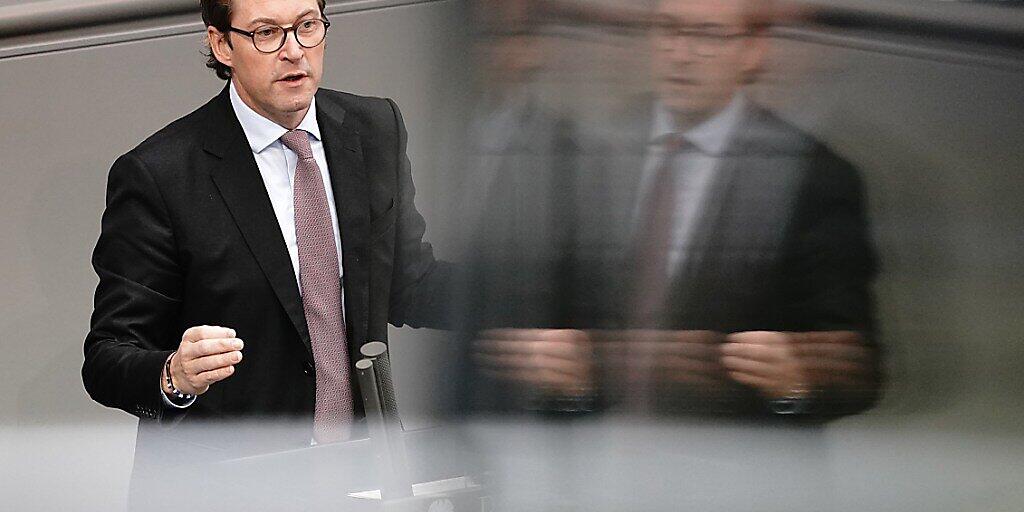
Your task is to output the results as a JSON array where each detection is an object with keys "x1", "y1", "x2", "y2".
[
  {"x1": 316, "y1": 92, "x2": 370, "y2": 353},
  {"x1": 203, "y1": 87, "x2": 312, "y2": 357}
]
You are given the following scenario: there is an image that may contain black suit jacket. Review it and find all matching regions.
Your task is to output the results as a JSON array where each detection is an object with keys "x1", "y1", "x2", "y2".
[
  {"x1": 625, "y1": 102, "x2": 877, "y2": 335},
  {"x1": 83, "y1": 86, "x2": 454, "y2": 454}
]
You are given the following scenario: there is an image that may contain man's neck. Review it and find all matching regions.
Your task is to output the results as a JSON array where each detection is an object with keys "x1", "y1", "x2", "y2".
[
  {"x1": 652, "y1": 93, "x2": 747, "y2": 156},
  {"x1": 667, "y1": 107, "x2": 717, "y2": 134},
  {"x1": 231, "y1": 79, "x2": 310, "y2": 130},
  {"x1": 273, "y1": 110, "x2": 309, "y2": 130}
]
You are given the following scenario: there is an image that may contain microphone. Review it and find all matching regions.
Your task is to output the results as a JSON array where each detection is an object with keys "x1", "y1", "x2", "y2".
[
  {"x1": 356, "y1": 341, "x2": 412, "y2": 500},
  {"x1": 360, "y1": 341, "x2": 403, "y2": 428}
]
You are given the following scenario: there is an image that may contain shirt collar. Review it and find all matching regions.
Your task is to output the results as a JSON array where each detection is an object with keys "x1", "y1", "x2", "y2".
[
  {"x1": 650, "y1": 93, "x2": 747, "y2": 156},
  {"x1": 229, "y1": 80, "x2": 322, "y2": 154}
]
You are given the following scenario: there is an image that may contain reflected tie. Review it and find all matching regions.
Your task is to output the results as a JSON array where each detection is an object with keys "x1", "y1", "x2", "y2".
[
  {"x1": 626, "y1": 135, "x2": 690, "y2": 411},
  {"x1": 633, "y1": 134, "x2": 690, "y2": 324},
  {"x1": 280, "y1": 129, "x2": 353, "y2": 443}
]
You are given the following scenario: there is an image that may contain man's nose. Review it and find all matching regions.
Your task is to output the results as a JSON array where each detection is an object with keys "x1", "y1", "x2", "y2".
[
  {"x1": 279, "y1": 31, "x2": 305, "y2": 61},
  {"x1": 666, "y1": 41, "x2": 696, "y2": 65}
]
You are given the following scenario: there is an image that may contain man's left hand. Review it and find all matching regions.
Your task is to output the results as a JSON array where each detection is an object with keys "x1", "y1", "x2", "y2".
[{"x1": 720, "y1": 331, "x2": 809, "y2": 400}]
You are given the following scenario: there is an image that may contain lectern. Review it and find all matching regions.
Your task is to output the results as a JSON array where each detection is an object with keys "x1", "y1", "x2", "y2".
[{"x1": 212, "y1": 342, "x2": 489, "y2": 511}]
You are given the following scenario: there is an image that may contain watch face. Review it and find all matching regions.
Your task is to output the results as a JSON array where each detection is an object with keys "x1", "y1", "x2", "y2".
[{"x1": 769, "y1": 397, "x2": 802, "y2": 415}]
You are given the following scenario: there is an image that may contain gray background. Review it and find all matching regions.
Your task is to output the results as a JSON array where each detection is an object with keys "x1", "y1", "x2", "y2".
[{"x1": 1, "y1": 0, "x2": 1023, "y2": 510}]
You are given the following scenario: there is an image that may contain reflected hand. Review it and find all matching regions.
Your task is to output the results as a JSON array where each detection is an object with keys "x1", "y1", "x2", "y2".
[
  {"x1": 787, "y1": 331, "x2": 878, "y2": 390},
  {"x1": 721, "y1": 330, "x2": 876, "y2": 401},
  {"x1": 721, "y1": 331, "x2": 808, "y2": 400},
  {"x1": 473, "y1": 328, "x2": 595, "y2": 398}
]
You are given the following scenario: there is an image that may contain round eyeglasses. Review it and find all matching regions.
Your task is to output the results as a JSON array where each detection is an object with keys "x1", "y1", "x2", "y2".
[
  {"x1": 228, "y1": 19, "x2": 331, "y2": 53},
  {"x1": 657, "y1": 27, "x2": 752, "y2": 58}
]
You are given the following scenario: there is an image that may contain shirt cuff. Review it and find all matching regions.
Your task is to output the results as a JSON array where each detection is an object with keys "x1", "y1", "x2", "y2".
[{"x1": 159, "y1": 383, "x2": 196, "y2": 408}]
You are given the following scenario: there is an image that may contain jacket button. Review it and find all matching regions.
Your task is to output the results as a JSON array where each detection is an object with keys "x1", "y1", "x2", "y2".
[{"x1": 303, "y1": 361, "x2": 314, "y2": 376}]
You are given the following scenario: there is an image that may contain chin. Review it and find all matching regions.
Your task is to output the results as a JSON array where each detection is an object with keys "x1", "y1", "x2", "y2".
[
  {"x1": 280, "y1": 92, "x2": 314, "y2": 112},
  {"x1": 662, "y1": 98, "x2": 704, "y2": 115}
]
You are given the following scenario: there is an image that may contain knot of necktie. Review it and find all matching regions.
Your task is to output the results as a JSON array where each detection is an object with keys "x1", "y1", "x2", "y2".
[
  {"x1": 280, "y1": 129, "x2": 315, "y2": 161},
  {"x1": 651, "y1": 132, "x2": 693, "y2": 155}
]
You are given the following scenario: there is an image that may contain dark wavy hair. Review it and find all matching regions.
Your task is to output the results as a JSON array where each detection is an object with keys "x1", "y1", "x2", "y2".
[{"x1": 201, "y1": 0, "x2": 327, "y2": 80}]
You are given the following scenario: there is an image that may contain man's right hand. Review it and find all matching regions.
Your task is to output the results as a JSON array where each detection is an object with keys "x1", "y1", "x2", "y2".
[{"x1": 164, "y1": 325, "x2": 243, "y2": 396}]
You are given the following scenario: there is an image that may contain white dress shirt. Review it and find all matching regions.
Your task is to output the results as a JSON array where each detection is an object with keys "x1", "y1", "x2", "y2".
[
  {"x1": 229, "y1": 81, "x2": 344, "y2": 291},
  {"x1": 161, "y1": 82, "x2": 344, "y2": 411},
  {"x1": 636, "y1": 93, "x2": 747, "y2": 278}
]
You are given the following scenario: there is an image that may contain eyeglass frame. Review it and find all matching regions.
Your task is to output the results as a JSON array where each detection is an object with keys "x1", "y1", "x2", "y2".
[
  {"x1": 654, "y1": 26, "x2": 754, "y2": 58},
  {"x1": 227, "y1": 18, "x2": 331, "y2": 54}
]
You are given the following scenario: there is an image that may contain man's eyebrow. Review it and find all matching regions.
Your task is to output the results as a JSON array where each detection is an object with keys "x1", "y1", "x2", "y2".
[
  {"x1": 657, "y1": 16, "x2": 726, "y2": 30},
  {"x1": 691, "y1": 22, "x2": 727, "y2": 30},
  {"x1": 245, "y1": 9, "x2": 319, "y2": 28}
]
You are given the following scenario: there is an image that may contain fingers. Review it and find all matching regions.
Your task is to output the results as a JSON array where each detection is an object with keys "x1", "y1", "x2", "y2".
[
  {"x1": 195, "y1": 365, "x2": 235, "y2": 387},
  {"x1": 472, "y1": 329, "x2": 595, "y2": 393},
  {"x1": 789, "y1": 331, "x2": 863, "y2": 346},
  {"x1": 719, "y1": 355, "x2": 775, "y2": 378},
  {"x1": 182, "y1": 325, "x2": 236, "y2": 344},
  {"x1": 720, "y1": 354, "x2": 792, "y2": 397},
  {"x1": 475, "y1": 338, "x2": 585, "y2": 362},
  {"x1": 720, "y1": 331, "x2": 804, "y2": 398},
  {"x1": 720, "y1": 341, "x2": 789, "y2": 365},
  {"x1": 478, "y1": 365, "x2": 587, "y2": 391},
  {"x1": 478, "y1": 328, "x2": 573, "y2": 341},
  {"x1": 473, "y1": 352, "x2": 591, "y2": 379},
  {"x1": 173, "y1": 347, "x2": 241, "y2": 395},
  {"x1": 791, "y1": 332, "x2": 876, "y2": 386},
  {"x1": 189, "y1": 337, "x2": 245, "y2": 358},
  {"x1": 188, "y1": 350, "x2": 243, "y2": 374},
  {"x1": 721, "y1": 330, "x2": 877, "y2": 399},
  {"x1": 794, "y1": 342, "x2": 870, "y2": 361},
  {"x1": 474, "y1": 329, "x2": 591, "y2": 370},
  {"x1": 171, "y1": 325, "x2": 242, "y2": 395}
]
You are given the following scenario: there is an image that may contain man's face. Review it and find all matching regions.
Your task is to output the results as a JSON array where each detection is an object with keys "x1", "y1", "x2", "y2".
[
  {"x1": 212, "y1": 0, "x2": 325, "y2": 125},
  {"x1": 475, "y1": 32, "x2": 544, "y2": 88},
  {"x1": 653, "y1": 0, "x2": 766, "y2": 121}
]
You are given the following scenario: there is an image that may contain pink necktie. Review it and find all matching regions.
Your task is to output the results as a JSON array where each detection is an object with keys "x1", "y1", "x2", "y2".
[
  {"x1": 632, "y1": 135, "x2": 689, "y2": 323},
  {"x1": 281, "y1": 129, "x2": 353, "y2": 443},
  {"x1": 626, "y1": 135, "x2": 690, "y2": 411}
]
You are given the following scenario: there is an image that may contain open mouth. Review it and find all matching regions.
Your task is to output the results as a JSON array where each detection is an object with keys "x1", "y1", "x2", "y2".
[
  {"x1": 665, "y1": 76, "x2": 699, "y2": 86},
  {"x1": 279, "y1": 72, "x2": 308, "y2": 83}
]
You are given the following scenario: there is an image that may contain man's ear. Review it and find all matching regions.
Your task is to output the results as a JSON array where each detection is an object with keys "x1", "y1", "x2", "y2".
[{"x1": 208, "y1": 26, "x2": 234, "y2": 70}]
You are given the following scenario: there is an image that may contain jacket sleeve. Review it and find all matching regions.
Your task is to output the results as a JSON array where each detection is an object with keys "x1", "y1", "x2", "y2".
[
  {"x1": 83, "y1": 151, "x2": 184, "y2": 420},
  {"x1": 780, "y1": 148, "x2": 878, "y2": 333},
  {"x1": 383, "y1": 98, "x2": 462, "y2": 330},
  {"x1": 778, "y1": 147, "x2": 883, "y2": 417}
]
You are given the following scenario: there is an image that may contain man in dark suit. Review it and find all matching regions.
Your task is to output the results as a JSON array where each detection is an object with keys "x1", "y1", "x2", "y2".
[
  {"x1": 469, "y1": 0, "x2": 881, "y2": 418},
  {"x1": 82, "y1": 0, "x2": 454, "y2": 478}
]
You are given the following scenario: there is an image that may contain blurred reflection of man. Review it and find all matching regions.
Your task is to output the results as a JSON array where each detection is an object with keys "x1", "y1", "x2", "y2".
[
  {"x1": 455, "y1": 22, "x2": 567, "y2": 253},
  {"x1": 454, "y1": 6, "x2": 591, "y2": 413},
  {"x1": 472, "y1": 0, "x2": 882, "y2": 419}
]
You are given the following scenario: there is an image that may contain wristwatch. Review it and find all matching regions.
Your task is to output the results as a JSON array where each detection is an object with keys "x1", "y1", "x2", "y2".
[{"x1": 769, "y1": 389, "x2": 816, "y2": 415}]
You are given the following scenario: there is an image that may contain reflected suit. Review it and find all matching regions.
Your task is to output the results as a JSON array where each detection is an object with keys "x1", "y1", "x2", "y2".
[{"x1": 460, "y1": 96, "x2": 881, "y2": 419}]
